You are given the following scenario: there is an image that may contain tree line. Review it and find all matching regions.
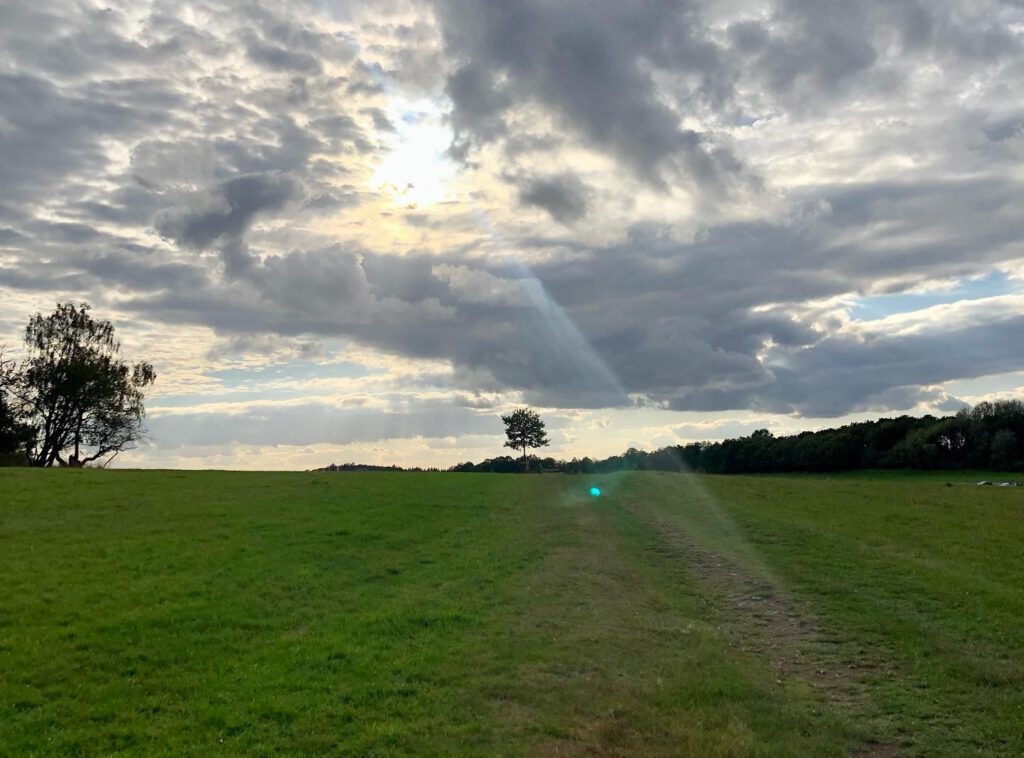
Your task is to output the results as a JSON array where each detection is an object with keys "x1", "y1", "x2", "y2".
[
  {"x1": 452, "y1": 401, "x2": 1024, "y2": 474},
  {"x1": 0, "y1": 303, "x2": 155, "y2": 467}
]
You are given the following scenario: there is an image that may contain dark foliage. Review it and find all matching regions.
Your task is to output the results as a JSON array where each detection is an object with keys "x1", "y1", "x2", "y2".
[
  {"x1": 317, "y1": 462, "x2": 439, "y2": 472},
  {"x1": 0, "y1": 351, "x2": 33, "y2": 465},
  {"x1": 452, "y1": 401, "x2": 1024, "y2": 474},
  {"x1": 501, "y1": 407, "x2": 549, "y2": 471},
  {"x1": 4, "y1": 302, "x2": 156, "y2": 467}
]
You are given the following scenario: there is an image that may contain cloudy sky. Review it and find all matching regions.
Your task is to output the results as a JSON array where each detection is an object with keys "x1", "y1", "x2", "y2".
[{"x1": 1, "y1": 0, "x2": 1023, "y2": 469}]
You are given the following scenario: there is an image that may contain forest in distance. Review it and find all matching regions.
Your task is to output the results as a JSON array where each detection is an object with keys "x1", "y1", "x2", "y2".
[{"x1": 319, "y1": 400, "x2": 1024, "y2": 476}]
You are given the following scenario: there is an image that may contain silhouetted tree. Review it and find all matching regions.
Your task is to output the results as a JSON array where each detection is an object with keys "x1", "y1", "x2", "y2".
[
  {"x1": 0, "y1": 350, "x2": 33, "y2": 465},
  {"x1": 501, "y1": 407, "x2": 549, "y2": 471},
  {"x1": 12, "y1": 303, "x2": 156, "y2": 467}
]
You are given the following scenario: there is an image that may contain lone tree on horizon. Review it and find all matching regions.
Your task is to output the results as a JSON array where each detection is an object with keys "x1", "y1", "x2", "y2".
[
  {"x1": 502, "y1": 407, "x2": 549, "y2": 471},
  {"x1": 10, "y1": 302, "x2": 156, "y2": 467}
]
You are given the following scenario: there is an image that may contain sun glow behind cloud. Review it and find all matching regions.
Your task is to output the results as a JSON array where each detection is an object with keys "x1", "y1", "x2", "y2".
[{"x1": 371, "y1": 103, "x2": 457, "y2": 208}]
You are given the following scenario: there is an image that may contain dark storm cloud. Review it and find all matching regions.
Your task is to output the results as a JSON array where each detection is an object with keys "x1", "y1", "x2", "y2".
[{"x1": 517, "y1": 173, "x2": 591, "y2": 223}]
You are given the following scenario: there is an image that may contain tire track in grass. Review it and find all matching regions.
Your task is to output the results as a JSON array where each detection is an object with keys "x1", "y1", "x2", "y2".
[{"x1": 613, "y1": 476, "x2": 904, "y2": 757}]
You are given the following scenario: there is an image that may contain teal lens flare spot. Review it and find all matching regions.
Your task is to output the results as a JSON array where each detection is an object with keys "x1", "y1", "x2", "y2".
[{"x1": 589, "y1": 486, "x2": 601, "y2": 497}]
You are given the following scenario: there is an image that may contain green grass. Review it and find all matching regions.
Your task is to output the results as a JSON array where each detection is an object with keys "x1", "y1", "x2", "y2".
[{"x1": 0, "y1": 469, "x2": 1021, "y2": 755}]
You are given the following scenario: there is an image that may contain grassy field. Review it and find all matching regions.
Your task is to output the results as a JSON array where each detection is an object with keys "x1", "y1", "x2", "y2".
[{"x1": 1, "y1": 469, "x2": 1022, "y2": 756}]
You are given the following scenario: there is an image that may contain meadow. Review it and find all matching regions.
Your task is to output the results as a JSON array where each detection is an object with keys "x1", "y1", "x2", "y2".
[{"x1": 1, "y1": 469, "x2": 1021, "y2": 756}]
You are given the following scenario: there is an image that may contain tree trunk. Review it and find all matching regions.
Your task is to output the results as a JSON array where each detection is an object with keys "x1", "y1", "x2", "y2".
[{"x1": 522, "y1": 445, "x2": 529, "y2": 472}]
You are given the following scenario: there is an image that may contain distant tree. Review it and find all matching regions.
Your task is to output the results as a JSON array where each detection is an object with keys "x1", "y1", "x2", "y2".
[
  {"x1": 990, "y1": 429, "x2": 1018, "y2": 470},
  {"x1": 12, "y1": 303, "x2": 156, "y2": 467},
  {"x1": 444, "y1": 398, "x2": 1024, "y2": 476},
  {"x1": 501, "y1": 407, "x2": 549, "y2": 471},
  {"x1": 882, "y1": 428, "x2": 939, "y2": 469}
]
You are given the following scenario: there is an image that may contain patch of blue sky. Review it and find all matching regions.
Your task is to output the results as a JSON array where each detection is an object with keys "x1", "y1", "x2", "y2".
[
  {"x1": 849, "y1": 271, "x2": 1017, "y2": 321},
  {"x1": 148, "y1": 361, "x2": 381, "y2": 410},
  {"x1": 207, "y1": 360, "x2": 376, "y2": 386},
  {"x1": 147, "y1": 387, "x2": 311, "y2": 410},
  {"x1": 944, "y1": 370, "x2": 1024, "y2": 400}
]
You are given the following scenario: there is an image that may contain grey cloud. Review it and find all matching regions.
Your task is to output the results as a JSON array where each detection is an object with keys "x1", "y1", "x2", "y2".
[
  {"x1": 732, "y1": 1, "x2": 880, "y2": 104},
  {"x1": 211, "y1": 116, "x2": 327, "y2": 176},
  {"x1": 0, "y1": 228, "x2": 211, "y2": 295},
  {"x1": 154, "y1": 172, "x2": 300, "y2": 250},
  {"x1": 122, "y1": 161, "x2": 1024, "y2": 414},
  {"x1": 204, "y1": 333, "x2": 324, "y2": 361},
  {"x1": 517, "y1": 173, "x2": 591, "y2": 223},
  {"x1": 28, "y1": 221, "x2": 102, "y2": 244},
  {"x1": 246, "y1": 38, "x2": 323, "y2": 74},
  {"x1": 1, "y1": 4, "x2": 183, "y2": 80},
  {"x1": 0, "y1": 228, "x2": 30, "y2": 246},
  {"x1": 667, "y1": 311, "x2": 1024, "y2": 417},
  {"x1": 146, "y1": 402, "x2": 501, "y2": 448},
  {"x1": 726, "y1": 0, "x2": 1021, "y2": 111},
  {"x1": 308, "y1": 115, "x2": 373, "y2": 153},
  {"x1": 0, "y1": 0, "x2": 391, "y2": 337},
  {"x1": 130, "y1": 139, "x2": 219, "y2": 191},
  {"x1": 433, "y1": 0, "x2": 745, "y2": 190},
  {"x1": 78, "y1": 255, "x2": 210, "y2": 294},
  {"x1": 361, "y1": 107, "x2": 395, "y2": 132},
  {"x1": 0, "y1": 1, "x2": 378, "y2": 312},
  {"x1": 252, "y1": 246, "x2": 372, "y2": 313},
  {"x1": 303, "y1": 186, "x2": 363, "y2": 211},
  {"x1": 239, "y1": 4, "x2": 357, "y2": 66},
  {"x1": 0, "y1": 72, "x2": 169, "y2": 205},
  {"x1": 0, "y1": 268, "x2": 94, "y2": 293},
  {"x1": 753, "y1": 314, "x2": 1024, "y2": 416}
]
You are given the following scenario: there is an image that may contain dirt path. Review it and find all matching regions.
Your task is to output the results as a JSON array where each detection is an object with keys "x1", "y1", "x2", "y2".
[{"x1": 617, "y1": 493, "x2": 902, "y2": 756}]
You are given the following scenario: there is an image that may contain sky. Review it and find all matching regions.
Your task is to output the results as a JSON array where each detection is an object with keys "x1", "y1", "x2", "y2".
[{"x1": 1, "y1": 0, "x2": 1023, "y2": 470}]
